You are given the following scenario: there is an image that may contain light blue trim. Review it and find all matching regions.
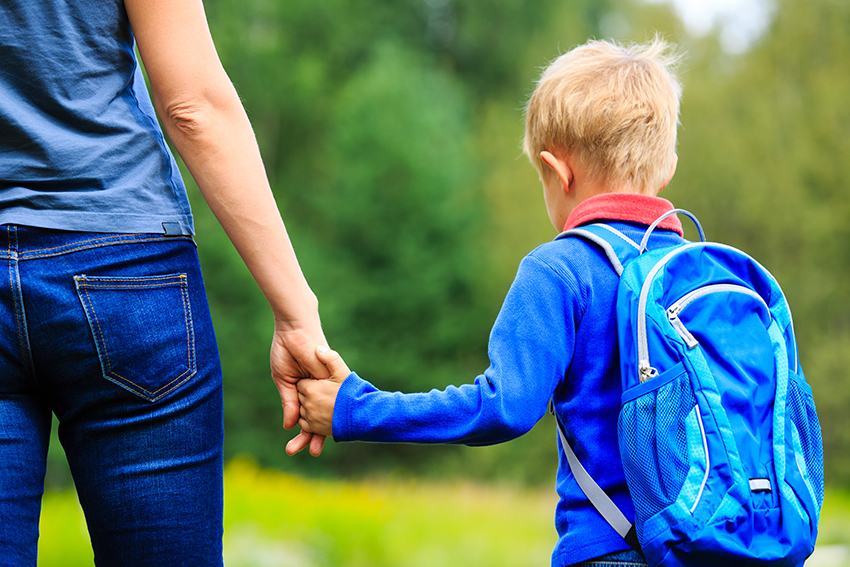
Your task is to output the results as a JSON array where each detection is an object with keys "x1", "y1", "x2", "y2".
[
  {"x1": 791, "y1": 423, "x2": 819, "y2": 523},
  {"x1": 691, "y1": 408, "x2": 710, "y2": 513},
  {"x1": 770, "y1": 321, "x2": 810, "y2": 526},
  {"x1": 679, "y1": 405, "x2": 709, "y2": 513},
  {"x1": 772, "y1": 298, "x2": 800, "y2": 374},
  {"x1": 706, "y1": 490, "x2": 748, "y2": 527},
  {"x1": 687, "y1": 348, "x2": 749, "y2": 495}
]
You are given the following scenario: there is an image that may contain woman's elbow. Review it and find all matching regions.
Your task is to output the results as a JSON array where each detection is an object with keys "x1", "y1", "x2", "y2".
[
  {"x1": 163, "y1": 99, "x2": 210, "y2": 139},
  {"x1": 158, "y1": 84, "x2": 240, "y2": 142}
]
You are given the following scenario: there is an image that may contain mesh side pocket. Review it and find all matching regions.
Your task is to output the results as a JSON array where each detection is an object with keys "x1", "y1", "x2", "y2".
[
  {"x1": 786, "y1": 376, "x2": 825, "y2": 507},
  {"x1": 619, "y1": 368, "x2": 696, "y2": 541}
]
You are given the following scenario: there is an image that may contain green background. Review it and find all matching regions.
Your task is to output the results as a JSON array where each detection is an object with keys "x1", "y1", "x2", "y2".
[
  {"x1": 180, "y1": 0, "x2": 849, "y2": 486},
  {"x1": 40, "y1": 0, "x2": 850, "y2": 561}
]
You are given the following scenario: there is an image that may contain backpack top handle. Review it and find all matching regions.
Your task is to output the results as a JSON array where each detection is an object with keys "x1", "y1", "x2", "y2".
[{"x1": 639, "y1": 208, "x2": 706, "y2": 254}]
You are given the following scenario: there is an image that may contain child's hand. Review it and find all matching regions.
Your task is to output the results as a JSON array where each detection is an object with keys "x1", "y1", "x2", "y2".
[{"x1": 292, "y1": 346, "x2": 351, "y2": 443}]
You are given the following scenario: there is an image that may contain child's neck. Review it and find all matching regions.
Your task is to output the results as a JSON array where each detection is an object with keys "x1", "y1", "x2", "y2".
[{"x1": 562, "y1": 192, "x2": 682, "y2": 234}]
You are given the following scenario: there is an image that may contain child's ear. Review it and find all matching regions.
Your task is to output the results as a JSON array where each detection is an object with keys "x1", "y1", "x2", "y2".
[{"x1": 540, "y1": 150, "x2": 573, "y2": 194}]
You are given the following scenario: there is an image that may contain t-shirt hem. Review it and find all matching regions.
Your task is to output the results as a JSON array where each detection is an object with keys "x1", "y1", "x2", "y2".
[{"x1": 0, "y1": 210, "x2": 195, "y2": 236}]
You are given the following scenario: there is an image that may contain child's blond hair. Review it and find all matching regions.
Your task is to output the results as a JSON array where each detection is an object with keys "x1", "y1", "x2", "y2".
[{"x1": 523, "y1": 37, "x2": 682, "y2": 194}]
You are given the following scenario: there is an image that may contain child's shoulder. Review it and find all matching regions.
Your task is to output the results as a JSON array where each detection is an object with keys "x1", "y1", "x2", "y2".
[
  {"x1": 525, "y1": 230, "x2": 610, "y2": 267},
  {"x1": 520, "y1": 232, "x2": 614, "y2": 286}
]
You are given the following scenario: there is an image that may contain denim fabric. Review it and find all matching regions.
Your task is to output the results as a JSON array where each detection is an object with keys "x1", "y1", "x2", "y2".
[
  {"x1": 0, "y1": 226, "x2": 223, "y2": 566},
  {"x1": 570, "y1": 549, "x2": 649, "y2": 567}
]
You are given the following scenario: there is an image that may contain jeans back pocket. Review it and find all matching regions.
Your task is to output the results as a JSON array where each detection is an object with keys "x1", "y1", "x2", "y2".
[{"x1": 75, "y1": 273, "x2": 197, "y2": 401}]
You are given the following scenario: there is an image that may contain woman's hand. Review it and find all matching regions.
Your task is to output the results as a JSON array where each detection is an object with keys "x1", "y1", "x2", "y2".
[{"x1": 286, "y1": 346, "x2": 351, "y2": 453}]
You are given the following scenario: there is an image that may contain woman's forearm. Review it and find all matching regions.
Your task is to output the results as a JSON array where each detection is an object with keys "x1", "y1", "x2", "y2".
[
  {"x1": 126, "y1": 0, "x2": 319, "y2": 332},
  {"x1": 164, "y1": 91, "x2": 319, "y2": 330}
]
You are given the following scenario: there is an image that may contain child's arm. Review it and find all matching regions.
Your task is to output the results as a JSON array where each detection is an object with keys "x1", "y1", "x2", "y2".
[
  {"x1": 289, "y1": 346, "x2": 352, "y2": 447},
  {"x1": 296, "y1": 252, "x2": 576, "y2": 448}
]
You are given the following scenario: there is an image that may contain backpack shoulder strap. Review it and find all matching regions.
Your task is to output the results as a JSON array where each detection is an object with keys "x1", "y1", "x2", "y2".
[
  {"x1": 556, "y1": 210, "x2": 705, "y2": 275},
  {"x1": 551, "y1": 223, "x2": 642, "y2": 549},
  {"x1": 552, "y1": 407, "x2": 641, "y2": 552},
  {"x1": 555, "y1": 223, "x2": 641, "y2": 276}
]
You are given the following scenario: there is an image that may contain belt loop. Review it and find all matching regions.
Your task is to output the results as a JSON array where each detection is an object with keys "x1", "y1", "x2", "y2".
[{"x1": 6, "y1": 224, "x2": 18, "y2": 259}]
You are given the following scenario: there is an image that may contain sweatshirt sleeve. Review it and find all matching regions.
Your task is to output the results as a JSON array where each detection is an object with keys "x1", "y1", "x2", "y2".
[{"x1": 332, "y1": 251, "x2": 582, "y2": 446}]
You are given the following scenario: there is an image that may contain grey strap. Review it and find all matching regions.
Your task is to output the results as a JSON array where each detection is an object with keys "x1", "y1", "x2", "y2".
[
  {"x1": 555, "y1": 417, "x2": 633, "y2": 536},
  {"x1": 638, "y1": 208, "x2": 706, "y2": 253},
  {"x1": 560, "y1": 228, "x2": 627, "y2": 276},
  {"x1": 557, "y1": 224, "x2": 641, "y2": 277},
  {"x1": 554, "y1": 412, "x2": 640, "y2": 551}
]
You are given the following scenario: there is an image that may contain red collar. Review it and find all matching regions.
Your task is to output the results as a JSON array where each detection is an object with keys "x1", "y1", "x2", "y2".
[{"x1": 563, "y1": 193, "x2": 683, "y2": 235}]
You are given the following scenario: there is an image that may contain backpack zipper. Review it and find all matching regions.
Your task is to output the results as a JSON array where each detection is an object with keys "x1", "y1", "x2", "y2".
[
  {"x1": 636, "y1": 242, "x2": 703, "y2": 382},
  {"x1": 666, "y1": 284, "x2": 769, "y2": 349},
  {"x1": 635, "y1": 242, "x2": 782, "y2": 382}
]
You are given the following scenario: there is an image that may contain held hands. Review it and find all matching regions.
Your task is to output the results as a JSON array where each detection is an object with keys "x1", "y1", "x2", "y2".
[
  {"x1": 271, "y1": 321, "x2": 330, "y2": 456},
  {"x1": 284, "y1": 345, "x2": 350, "y2": 456}
]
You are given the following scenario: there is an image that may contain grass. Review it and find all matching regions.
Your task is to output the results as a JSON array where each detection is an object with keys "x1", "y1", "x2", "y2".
[
  {"x1": 38, "y1": 488, "x2": 92, "y2": 566},
  {"x1": 38, "y1": 458, "x2": 557, "y2": 567},
  {"x1": 36, "y1": 459, "x2": 850, "y2": 567},
  {"x1": 817, "y1": 487, "x2": 850, "y2": 547}
]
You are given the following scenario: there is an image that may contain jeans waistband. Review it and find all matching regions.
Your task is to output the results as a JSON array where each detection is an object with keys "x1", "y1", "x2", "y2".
[{"x1": 0, "y1": 225, "x2": 194, "y2": 261}]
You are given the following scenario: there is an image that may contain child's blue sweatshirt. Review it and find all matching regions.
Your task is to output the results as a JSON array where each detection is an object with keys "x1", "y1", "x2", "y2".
[{"x1": 332, "y1": 193, "x2": 684, "y2": 566}]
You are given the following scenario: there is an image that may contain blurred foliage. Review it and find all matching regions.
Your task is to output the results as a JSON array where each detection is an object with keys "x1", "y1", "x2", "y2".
[
  {"x1": 101, "y1": 0, "x2": 849, "y2": 486},
  {"x1": 35, "y1": 460, "x2": 850, "y2": 565},
  {"x1": 670, "y1": 0, "x2": 850, "y2": 486}
]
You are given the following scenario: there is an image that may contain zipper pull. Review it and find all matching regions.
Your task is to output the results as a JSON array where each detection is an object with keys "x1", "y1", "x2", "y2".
[
  {"x1": 639, "y1": 361, "x2": 658, "y2": 383},
  {"x1": 667, "y1": 307, "x2": 699, "y2": 349}
]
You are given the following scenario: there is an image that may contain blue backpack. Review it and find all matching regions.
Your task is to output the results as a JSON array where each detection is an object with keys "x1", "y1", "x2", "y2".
[{"x1": 554, "y1": 209, "x2": 824, "y2": 567}]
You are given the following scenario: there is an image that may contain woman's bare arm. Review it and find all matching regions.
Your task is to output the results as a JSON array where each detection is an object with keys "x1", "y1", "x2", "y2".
[{"x1": 125, "y1": 0, "x2": 327, "y2": 455}]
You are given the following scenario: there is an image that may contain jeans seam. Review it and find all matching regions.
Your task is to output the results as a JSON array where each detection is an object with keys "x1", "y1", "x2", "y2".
[
  {"x1": 72, "y1": 276, "x2": 190, "y2": 288},
  {"x1": 76, "y1": 274, "x2": 196, "y2": 401},
  {"x1": 8, "y1": 229, "x2": 23, "y2": 365},
  {"x1": 7, "y1": 226, "x2": 37, "y2": 383},
  {"x1": 19, "y1": 234, "x2": 194, "y2": 261}
]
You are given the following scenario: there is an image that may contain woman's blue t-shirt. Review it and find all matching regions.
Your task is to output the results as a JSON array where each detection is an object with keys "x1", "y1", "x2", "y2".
[{"x1": 0, "y1": 0, "x2": 193, "y2": 235}]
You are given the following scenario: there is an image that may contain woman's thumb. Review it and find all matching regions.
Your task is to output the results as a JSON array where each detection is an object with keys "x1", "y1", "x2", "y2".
[{"x1": 315, "y1": 345, "x2": 350, "y2": 381}]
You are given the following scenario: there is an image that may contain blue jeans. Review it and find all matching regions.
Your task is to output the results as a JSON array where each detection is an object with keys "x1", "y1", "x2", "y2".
[
  {"x1": 571, "y1": 549, "x2": 649, "y2": 567},
  {"x1": 0, "y1": 226, "x2": 224, "y2": 566}
]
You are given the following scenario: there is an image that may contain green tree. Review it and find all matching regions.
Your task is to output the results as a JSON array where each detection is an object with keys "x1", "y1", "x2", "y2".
[
  {"x1": 188, "y1": 0, "x2": 696, "y2": 481},
  {"x1": 671, "y1": 0, "x2": 850, "y2": 484}
]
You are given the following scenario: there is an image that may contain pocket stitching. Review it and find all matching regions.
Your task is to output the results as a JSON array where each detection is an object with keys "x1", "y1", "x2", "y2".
[{"x1": 75, "y1": 274, "x2": 196, "y2": 401}]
